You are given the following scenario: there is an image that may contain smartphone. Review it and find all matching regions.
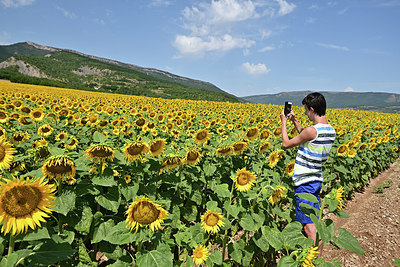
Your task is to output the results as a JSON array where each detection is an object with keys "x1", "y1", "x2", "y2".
[{"x1": 284, "y1": 101, "x2": 292, "y2": 116}]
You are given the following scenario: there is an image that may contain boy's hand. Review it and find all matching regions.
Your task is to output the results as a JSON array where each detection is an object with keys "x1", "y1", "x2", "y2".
[
  {"x1": 280, "y1": 110, "x2": 287, "y2": 122},
  {"x1": 287, "y1": 111, "x2": 296, "y2": 121}
]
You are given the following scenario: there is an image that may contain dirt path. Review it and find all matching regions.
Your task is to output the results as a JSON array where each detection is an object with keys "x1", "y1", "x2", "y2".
[{"x1": 322, "y1": 159, "x2": 400, "y2": 266}]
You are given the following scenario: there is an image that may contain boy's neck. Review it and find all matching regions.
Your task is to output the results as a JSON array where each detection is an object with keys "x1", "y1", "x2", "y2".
[{"x1": 312, "y1": 115, "x2": 328, "y2": 125}]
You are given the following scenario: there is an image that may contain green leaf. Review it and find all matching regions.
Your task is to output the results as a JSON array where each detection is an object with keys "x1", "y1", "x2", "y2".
[
  {"x1": 263, "y1": 227, "x2": 283, "y2": 250},
  {"x1": 333, "y1": 210, "x2": 350, "y2": 218},
  {"x1": 53, "y1": 190, "x2": 76, "y2": 216},
  {"x1": 203, "y1": 163, "x2": 216, "y2": 177},
  {"x1": 48, "y1": 146, "x2": 65, "y2": 156},
  {"x1": 30, "y1": 239, "x2": 75, "y2": 266},
  {"x1": 92, "y1": 219, "x2": 115, "y2": 244},
  {"x1": 228, "y1": 239, "x2": 244, "y2": 264},
  {"x1": 205, "y1": 200, "x2": 219, "y2": 211},
  {"x1": 92, "y1": 171, "x2": 117, "y2": 187},
  {"x1": 0, "y1": 249, "x2": 33, "y2": 267},
  {"x1": 78, "y1": 238, "x2": 94, "y2": 266},
  {"x1": 93, "y1": 131, "x2": 108, "y2": 143},
  {"x1": 136, "y1": 243, "x2": 173, "y2": 267},
  {"x1": 325, "y1": 198, "x2": 339, "y2": 212},
  {"x1": 74, "y1": 206, "x2": 94, "y2": 234},
  {"x1": 75, "y1": 156, "x2": 92, "y2": 172},
  {"x1": 208, "y1": 249, "x2": 223, "y2": 265},
  {"x1": 120, "y1": 183, "x2": 139, "y2": 201},
  {"x1": 314, "y1": 257, "x2": 342, "y2": 267},
  {"x1": 23, "y1": 168, "x2": 43, "y2": 178},
  {"x1": 239, "y1": 213, "x2": 257, "y2": 231},
  {"x1": 99, "y1": 242, "x2": 123, "y2": 260},
  {"x1": 296, "y1": 193, "x2": 319, "y2": 204},
  {"x1": 17, "y1": 227, "x2": 50, "y2": 242},
  {"x1": 252, "y1": 230, "x2": 269, "y2": 252},
  {"x1": 332, "y1": 228, "x2": 365, "y2": 255},
  {"x1": 223, "y1": 202, "x2": 242, "y2": 218},
  {"x1": 95, "y1": 187, "x2": 121, "y2": 213},
  {"x1": 394, "y1": 258, "x2": 400, "y2": 267},
  {"x1": 104, "y1": 221, "x2": 135, "y2": 245},
  {"x1": 299, "y1": 203, "x2": 319, "y2": 218},
  {"x1": 312, "y1": 216, "x2": 335, "y2": 244},
  {"x1": 212, "y1": 183, "x2": 230, "y2": 198},
  {"x1": 277, "y1": 256, "x2": 297, "y2": 267}
]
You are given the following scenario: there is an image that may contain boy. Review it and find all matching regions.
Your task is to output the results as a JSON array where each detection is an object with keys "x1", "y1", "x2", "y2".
[{"x1": 280, "y1": 92, "x2": 336, "y2": 251}]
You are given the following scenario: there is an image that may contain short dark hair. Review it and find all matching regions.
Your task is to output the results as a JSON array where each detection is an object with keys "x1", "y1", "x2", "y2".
[{"x1": 302, "y1": 92, "x2": 326, "y2": 116}]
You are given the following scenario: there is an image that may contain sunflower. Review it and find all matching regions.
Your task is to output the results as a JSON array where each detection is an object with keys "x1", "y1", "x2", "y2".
[
  {"x1": 123, "y1": 142, "x2": 149, "y2": 162},
  {"x1": 124, "y1": 174, "x2": 132, "y2": 184},
  {"x1": 369, "y1": 143, "x2": 377, "y2": 150},
  {"x1": 35, "y1": 145, "x2": 50, "y2": 160},
  {"x1": 330, "y1": 186, "x2": 344, "y2": 210},
  {"x1": 42, "y1": 155, "x2": 76, "y2": 180},
  {"x1": 30, "y1": 109, "x2": 44, "y2": 121},
  {"x1": 18, "y1": 116, "x2": 33, "y2": 125},
  {"x1": 216, "y1": 145, "x2": 233, "y2": 157},
  {"x1": 0, "y1": 127, "x2": 6, "y2": 139},
  {"x1": 348, "y1": 148, "x2": 357, "y2": 158},
  {"x1": 161, "y1": 155, "x2": 182, "y2": 172},
  {"x1": 0, "y1": 177, "x2": 56, "y2": 236},
  {"x1": 259, "y1": 141, "x2": 271, "y2": 154},
  {"x1": 273, "y1": 127, "x2": 282, "y2": 138},
  {"x1": 11, "y1": 132, "x2": 30, "y2": 145},
  {"x1": 358, "y1": 143, "x2": 368, "y2": 152},
  {"x1": 259, "y1": 129, "x2": 271, "y2": 140},
  {"x1": 149, "y1": 139, "x2": 166, "y2": 157},
  {"x1": 55, "y1": 131, "x2": 68, "y2": 141},
  {"x1": 285, "y1": 161, "x2": 295, "y2": 177},
  {"x1": 268, "y1": 185, "x2": 287, "y2": 205},
  {"x1": 135, "y1": 117, "x2": 146, "y2": 128},
  {"x1": 268, "y1": 150, "x2": 281, "y2": 168},
  {"x1": 32, "y1": 138, "x2": 48, "y2": 149},
  {"x1": 0, "y1": 138, "x2": 16, "y2": 170},
  {"x1": 184, "y1": 149, "x2": 202, "y2": 165},
  {"x1": 0, "y1": 110, "x2": 8, "y2": 123},
  {"x1": 299, "y1": 247, "x2": 319, "y2": 267},
  {"x1": 392, "y1": 147, "x2": 398, "y2": 152},
  {"x1": 192, "y1": 245, "x2": 209, "y2": 266},
  {"x1": 125, "y1": 197, "x2": 168, "y2": 232},
  {"x1": 37, "y1": 124, "x2": 54, "y2": 138},
  {"x1": 245, "y1": 127, "x2": 259, "y2": 141},
  {"x1": 232, "y1": 141, "x2": 248, "y2": 155},
  {"x1": 86, "y1": 144, "x2": 115, "y2": 162},
  {"x1": 231, "y1": 168, "x2": 257, "y2": 192},
  {"x1": 194, "y1": 129, "x2": 210, "y2": 144},
  {"x1": 337, "y1": 144, "x2": 348, "y2": 157},
  {"x1": 65, "y1": 137, "x2": 79, "y2": 150},
  {"x1": 201, "y1": 209, "x2": 225, "y2": 234}
]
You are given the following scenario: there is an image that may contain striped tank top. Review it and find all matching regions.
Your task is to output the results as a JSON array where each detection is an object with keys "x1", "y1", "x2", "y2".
[{"x1": 292, "y1": 123, "x2": 336, "y2": 186}]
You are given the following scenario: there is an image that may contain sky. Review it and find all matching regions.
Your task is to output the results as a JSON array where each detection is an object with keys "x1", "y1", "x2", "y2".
[{"x1": 1, "y1": 0, "x2": 399, "y2": 97}]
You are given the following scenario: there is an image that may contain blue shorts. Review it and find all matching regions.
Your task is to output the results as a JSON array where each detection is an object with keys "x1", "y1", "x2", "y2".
[{"x1": 294, "y1": 181, "x2": 322, "y2": 224}]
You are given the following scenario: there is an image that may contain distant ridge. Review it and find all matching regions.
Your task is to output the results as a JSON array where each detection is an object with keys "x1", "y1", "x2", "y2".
[
  {"x1": 0, "y1": 41, "x2": 238, "y2": 102},
  {"x1": 242, "y1": 91, "x2": 400, "y2": 113}
]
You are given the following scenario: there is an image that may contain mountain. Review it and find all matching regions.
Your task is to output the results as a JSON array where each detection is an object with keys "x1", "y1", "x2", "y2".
[
  {"x1": 242, "y1": 91, "x2": 400, "y2": 113},
  {"x1": 0, "y1": 41, "x2": 238, "y2": 102}
]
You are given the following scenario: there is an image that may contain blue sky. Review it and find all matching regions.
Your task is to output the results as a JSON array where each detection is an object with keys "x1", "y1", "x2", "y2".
[{"x1": 1, "y1": 0, "x2": 399, "y2": 97}]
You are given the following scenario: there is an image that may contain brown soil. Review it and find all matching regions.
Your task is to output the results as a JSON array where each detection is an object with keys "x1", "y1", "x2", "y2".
[{"x1": 322, "y1": 159, "x2": 400, "y2": 266}]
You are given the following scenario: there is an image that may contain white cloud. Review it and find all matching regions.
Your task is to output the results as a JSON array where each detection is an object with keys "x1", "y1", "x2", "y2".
[
  {"x1": 56, "y1": 6, "x2": 76, "y2": 20},
  {"x1": 174, "y1": 34, "x2": 255, "y2": 57},
  {"x1": 148, "y1": 0, "x2": 172, "y2": 7},
  {"x1": 1, "y1": 0, "x2": 34, "y2": 7},
  {"x1": 260, "y1": 29, "x2": 272, "y2": 39},
  {"x1": 242, "y1": 62, "x2": 270, "y2": 74},
  {"x1": 305, "y1": 17, "x2": 316, "y2": 24},
  {"x1": 258, "y1": 45, "x2": 275, "y2": 52},
  {"x1": 277, "y1": 0, "x2": 296, "y2": 16},
  {"x1": 345, "y1": 86, "x2": 355, "y2": 92},
  {"x1": 316, "y1": 42, "x2": 349, "y2": 51}
]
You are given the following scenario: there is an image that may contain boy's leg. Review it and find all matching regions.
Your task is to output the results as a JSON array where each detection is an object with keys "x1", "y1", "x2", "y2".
[{"x1": 304, "y1": 223, "x2": 323, "y2": 256}]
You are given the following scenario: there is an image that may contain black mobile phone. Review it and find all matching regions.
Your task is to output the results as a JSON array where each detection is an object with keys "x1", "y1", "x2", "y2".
[{"x1": 284, "y1": 101, "x2": 292, "y2": 116}]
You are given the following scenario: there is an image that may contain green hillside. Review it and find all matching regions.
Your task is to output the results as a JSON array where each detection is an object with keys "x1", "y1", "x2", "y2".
[
  {"x1": 242, "y1": 91, "x2": 400, "y2": 113},
  {"x1": 0, "y1": 42, "x2": 238, "y2": 102}
]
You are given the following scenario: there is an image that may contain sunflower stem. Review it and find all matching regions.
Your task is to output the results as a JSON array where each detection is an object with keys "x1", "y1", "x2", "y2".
[
  {"x1": 221, "y1": 232, "x2": 228, "y2": 262},
  {"x1": 57, "y1": 179, "x2": 64, "y2": 234},
  {"x1": 8, "y1": 234, "x2": 15, "y2": 256}
]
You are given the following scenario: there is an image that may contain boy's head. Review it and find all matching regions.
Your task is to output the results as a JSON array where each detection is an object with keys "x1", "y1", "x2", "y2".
[{"x1": 302, "y1": 92, "x2": 326, "y2": 116}]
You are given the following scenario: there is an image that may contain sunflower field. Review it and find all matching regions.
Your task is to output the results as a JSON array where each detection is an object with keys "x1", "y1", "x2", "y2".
[{"x1": 0, "y1": 82, "x2": 399, "y2": 266}]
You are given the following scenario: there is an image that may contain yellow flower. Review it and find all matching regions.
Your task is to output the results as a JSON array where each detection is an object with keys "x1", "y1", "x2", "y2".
[
  {"x1": 55, "y1": 131, "x2": 68, "y2": 141},
  {"x1": 42, "y1": 155, "x2": 76, "y2": 180},
  {"x1": 161, "y1": 155, "x2": 183, "y2": 172},
  {"x1": 245, "y1": 127, "x2": 259, "y2": 141},
  {"x1": 301, "y1": 247, "x2": 319, "y2": 267},
  {"x1": 337, "y1": 144, "x2": 348, "y2": 157},
  {"x1": 0, "y1": 177, "x2": 56, "y2": 236},
  {"x1": 232, "y1": 141, "x2": 248, "y2": 155},
  {"x1": 216, "y1": 145, "x2": 233, "y2": 157},
  {"x1": 192, "y1": 245, "x2": 209, "y2": 266},
  {"x1": 358, "y1": 143, "x2": 368, "y2": 152},
  {"x1": 331, "y1": 187, "x2": 344, "y2": 210},
  {"x1": 30, "y1": 109, "x2": 44, "y2": 121},
  {"x1": 184, "y1": 149, "x2": 202, "y2": 165},
  {"x1": 149, "y1": 138, "x2": 166, "y2": 157},
  {"x1": 258, "y1": 141, "x2": 271, "y2": 154},
  {"x1": 268, "y1": 150, "x2": 281, "y2": 168},
  {"x1": 348, "y1": 148, "x2": 357, "y2": 158},
  {"x1": 369, "y1": 143, "x2": 377, "y2": 150},
  {"x1": 37, "y1": 124, "x2": 54, "y2": 137},
  {"x1": 86, "y1": 144, "x2": 115, "y2": 162},
  {"x1": 125, "y1": 197, "x2": 168, "y2": 232},
  {"x1": 65, "y1": 137, "x2": 79, "y2": 150},
  {"x1": 285, "y1": 161, "x2": 295, "y2": 177},
  {"x1": 0, "y1": 137, "x2": 16, "y2": 171},
  {"x1": 194, "y1": 129, "x2": 210, "y2": 144},
  {"x1": 0, "y1": 110, "x2": 8, "y2": 123},
  {"x1": 268, "y1": 185, "x2": 287, "y2": 205},
  {"x1": 123, "y1": 142, "x2": 149, "y2": 162},
  {"x1": 201, "y1": 209, "x2": 224, "y2": 234},
  {"x1": 232, "y1": 168, "x2": 257, "y2": 192}
]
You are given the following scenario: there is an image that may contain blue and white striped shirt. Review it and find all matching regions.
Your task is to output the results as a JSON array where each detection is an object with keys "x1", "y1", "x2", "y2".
[{"x1": 292, "y1": 123, "x2": 336, "y2": 186}]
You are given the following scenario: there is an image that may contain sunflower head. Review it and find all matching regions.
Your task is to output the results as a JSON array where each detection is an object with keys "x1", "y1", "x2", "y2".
[
  {"x1": 30, "y1": 109, "x2": 44, "y2": 121},
  {"x1": 347, "y1": 148, "x2": 357, "y2": 158},
  {"x1": 85, "y1": 144, "x2": 115, "y2": 162},
  {"x1": 184, "y1": 149, "x2": 202, "y2": 165},
  {"x1": 125, "y1": 197, "x2": 168, "y2": 232},
  {"x1": 42, "y1": 155, "x2": 76, "y2": 180},
  {"x1": 245, "y1": 127, "x2": 259, "y2": 141},
  {"x1": 232, "y1": 168, "x2": 257, "y2": 192},
  {"x1": 337, "y1": 144, "x2": 348, "y2": 157},
  {"x1": 192, "y1": 245, "x2": 209, "y2": 266},
  {"x1": 268, "y1": 185, "x2": 287, "y2": 205},
  {"x1": 232, "y1": 141, "x2": 248, "y2": 155},
  {"x1": 194, "y1": 129, "x2": 210, "y2": 144},
  {"x1": 38, "y1": 124, "x2": 54, "y2": 137},
  {"x1": 259, "y1": 129, "x2": 271, "y2": 140},
  {"x1": 122, "y1": 142, "x2": 149, "y2": 162},
  {"x1": 0, "y1": 177, "x2": 56, "y2": 236},
  {"x1": 201, "y1": 209, "x2": 225, "y2": 234},
  {"x1": 268, "y1": 150, "x2": 282, "y2": 168},
  {"x1": 285, "y1": 161, "x2": 295, "y2": 177},
  {"x1": 11, "y1": 132, "x2": 30, "y2": 145},
  {"x1": 0, "y1": 137, "x2": 16, "y2": 171},
  {"x1": 149, "y1": 139, "x2": 166, "y2": 157},
  {"x1": 299, "y1": 247, "x2": 319, "y2": 267},
  {"x1": 329, "y1": 187, "x2": 344, "y2": 210},
  {"x1": 65, "y1": 137, "x2": 79, "y2": 150},
  {"x1": 161, "y1": 155, "x2": 183, "y2": 172}
]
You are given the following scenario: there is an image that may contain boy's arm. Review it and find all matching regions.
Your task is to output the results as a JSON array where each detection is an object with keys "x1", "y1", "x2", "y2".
[
  {"x1": 281, "y1": 111, "x2": 316, "y2": 149},
  {"x1": 288, "y1": 112, "x2": 303, "y2": 133}
]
